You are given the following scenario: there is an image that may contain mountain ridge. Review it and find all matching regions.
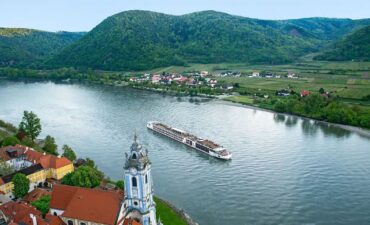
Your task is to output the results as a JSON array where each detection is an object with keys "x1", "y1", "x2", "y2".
[
  {"x1": 1, "y1": 10, "x2": 369, "y2": 70},
  {"x1": 0, "y1": 28, "x2": 86, "y2": 67},
  {"x1": 314, "y1": 25, "x2": 370, "y2": 61},
  {"x1": 47, "y1": 10, "x2": 370, "y2": 70}
]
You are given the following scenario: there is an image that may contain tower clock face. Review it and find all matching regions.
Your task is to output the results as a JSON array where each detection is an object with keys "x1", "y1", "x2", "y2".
[{"x1": 130, "y1": 168, "x2": 137, "y2": 174}]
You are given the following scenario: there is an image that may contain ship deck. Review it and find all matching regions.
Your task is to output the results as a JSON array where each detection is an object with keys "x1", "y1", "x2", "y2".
[{"x1": 154, "y1": 122, "x2": 223, "y2": 150}]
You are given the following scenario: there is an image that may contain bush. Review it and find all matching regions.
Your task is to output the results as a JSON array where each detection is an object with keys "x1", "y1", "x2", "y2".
[
  {"x1": 62, "y1": 166, "x2": 101, "y2": 188},
  {"x1": 1, "y1": 136, "x2": 20, "y2": 147},
  {"x1": 32, "y1": 195, "x2": 51, "y2": 216},
  {"x1": 116, "y1": 180, "x2": 124, "y2": 190}
]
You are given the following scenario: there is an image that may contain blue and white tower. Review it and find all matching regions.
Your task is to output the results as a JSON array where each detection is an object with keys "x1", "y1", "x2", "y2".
[{"x1": 120, "y1": 133, "x2": 158, "y2": 225}]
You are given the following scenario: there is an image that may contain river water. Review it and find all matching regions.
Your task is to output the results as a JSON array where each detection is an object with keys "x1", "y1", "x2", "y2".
[{"x1": 1, "y1": 81, "x2": 370, "y2": 225}]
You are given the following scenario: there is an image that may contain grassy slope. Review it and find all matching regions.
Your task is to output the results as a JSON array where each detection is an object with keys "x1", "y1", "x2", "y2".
[
  {"x1": 154, "y1": 196, "x2": 188, "y2": 225},
  {"x1": 0, "y1": 119, "x2": 17, "y2": 141}
]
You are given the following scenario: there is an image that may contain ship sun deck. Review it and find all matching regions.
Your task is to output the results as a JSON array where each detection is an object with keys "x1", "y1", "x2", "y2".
[{"x1": 149, "y1": 121, "x2": 232, "y2": 160}]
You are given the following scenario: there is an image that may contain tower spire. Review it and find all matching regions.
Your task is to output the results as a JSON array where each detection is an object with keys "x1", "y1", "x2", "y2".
[{"x1": 134, "y1": 130, "x2": 138, "y2": 143}]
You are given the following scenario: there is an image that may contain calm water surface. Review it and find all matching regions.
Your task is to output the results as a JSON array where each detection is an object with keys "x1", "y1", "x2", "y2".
[{"x1": 1, "y1": 81, "x2": 370, "y2": 225}]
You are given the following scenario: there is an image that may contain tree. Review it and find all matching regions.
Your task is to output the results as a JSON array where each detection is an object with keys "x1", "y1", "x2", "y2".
[
  {"x1": 19, "y1": 111, "x2": 42, "y2": 141},
  {"x1": 1, "y1": 136, "x2": 20, "y2": 147},
  {"x1": 85, "y1": 158, "x2": 96, "y2": 168},
  {"x1": 0, "y1": 159, "x2": 14, "y2": 176},
  {"x1": 62, "y1": 145, "x2": 76, "y2": 161},
  {"x1": 116, "y1": 180, "x2": 124, "y2": 190},
  {"x1": 21, "y1": 136, "x2": 37, "y2": 148},
  {"x1": 43, "y1": 135, "x2": 58, "y2": 155},
  {"x1": 12, "y1": 173, "x2": 30, "y2": 198},
  {"x1": 85, "y1": 158, "x2": 104, "y2": 179},
  {"x1": 319, "y1": 88, "x2": 325, "y2": 94},
  {"x1": 32, "y1": 195, "x2": 51, "y2": 216},
  {"x1": 61, "y1": 166, "x2": 101, "y2": 188}
]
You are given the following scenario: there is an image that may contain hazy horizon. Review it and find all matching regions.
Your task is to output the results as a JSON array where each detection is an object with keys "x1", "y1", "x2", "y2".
[{"x1": 1, "y1": 0, "x2": 370, "y2": 32}]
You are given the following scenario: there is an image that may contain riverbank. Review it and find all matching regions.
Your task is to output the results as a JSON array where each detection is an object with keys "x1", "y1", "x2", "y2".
[
  {"x1": 155, "y1": 196, "x2": 199, "y2": 225},
  {"x1": 220, "y1": 98, "x2": 370, "y2": 138}
]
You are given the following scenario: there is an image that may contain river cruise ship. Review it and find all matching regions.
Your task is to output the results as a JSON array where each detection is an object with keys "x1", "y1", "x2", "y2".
[{"x1": 147, "y1": 121, "x2": 232, "y2": 160}]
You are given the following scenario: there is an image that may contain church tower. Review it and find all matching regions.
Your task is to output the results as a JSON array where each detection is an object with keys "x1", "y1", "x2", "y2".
[{"x1": 119, "y1": 133, "x2": 158, "y2": 225}]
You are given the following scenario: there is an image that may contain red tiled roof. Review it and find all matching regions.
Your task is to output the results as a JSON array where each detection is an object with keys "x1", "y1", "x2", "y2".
[
  {"x1": 23, "y1": 188, "x2": 51, "y2": 203},
  {"x1": 45, "y1": 214, "x2": 66, "y2": 225},
  {"x1": 123, "y1": 218, "x2": 142, "y2": 225},
  {"x1": 9, "y1": 144, "x2": 73, "y2": 169},
  {"x1": 300, "y1": 90, "x2": 311, "y2": 96},
  {"x1": 50, "y1": 185, "x2": 124, "y2": 225},
  {"x1": 0, "y1": 201, "x2": 47, "y2": 225}
]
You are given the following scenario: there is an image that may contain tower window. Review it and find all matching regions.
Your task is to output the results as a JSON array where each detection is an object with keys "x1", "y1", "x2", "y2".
[
  {"x1": 132, "y1": 153, "x2": 137, "y2": 159},
  {"x1": 132, "y1": 177, "x2": 137, "y2": 187},
  {"x1": 145, "y1": 174, "x2": 148, "y2": 184},
  {"x1": 67, "y1": 220, "x2": 73, "y2": 225},
  {"x1": 134, "y1": 201, "x2": 138, "y2": 206}
]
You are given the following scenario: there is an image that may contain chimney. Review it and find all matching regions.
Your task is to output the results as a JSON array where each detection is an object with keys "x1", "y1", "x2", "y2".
[{"x1": 30, "y1": 213, "x2": 37, "y2": 225}]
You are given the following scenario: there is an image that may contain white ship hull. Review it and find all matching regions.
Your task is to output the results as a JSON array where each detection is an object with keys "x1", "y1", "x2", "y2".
[{"x1": 147, "y1": 121, "x2": 232, "y2": 160}]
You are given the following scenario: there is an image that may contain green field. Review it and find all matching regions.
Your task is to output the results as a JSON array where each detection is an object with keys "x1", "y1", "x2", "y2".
[
  {"x1": 146, "y1": 60, "x2": 370, "y2": 101},
  {"x1": 224, "y1": 95, "x2": 255, "y2": 105},
  {"x1": 155, "y1": 197, "x2": 188, "y2": 225}
]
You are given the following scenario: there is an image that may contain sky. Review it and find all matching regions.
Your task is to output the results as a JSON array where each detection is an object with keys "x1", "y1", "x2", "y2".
[{"x1": 1, "y1": 0, "x2": 369, "y2": 32}]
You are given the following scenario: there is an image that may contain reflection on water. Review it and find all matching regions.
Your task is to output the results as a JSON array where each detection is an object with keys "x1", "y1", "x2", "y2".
[
  {"x1": 273, "y1": 113, "x2": 286, "y2": 123},
  {"x1": 319, "y1": 123, "x2": 351, "y2": 138},
  {"x1": 285, "y1": 116, "x2": 298, "y2": 127},
  {"x1": 0, "y1": 81, "x2": 370, "y2": 225}
]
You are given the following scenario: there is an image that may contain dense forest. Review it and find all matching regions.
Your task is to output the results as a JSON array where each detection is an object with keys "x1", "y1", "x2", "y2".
[
  {"x1": 0, "y1": 28, "x2": 85, "y2": 67},
  {"x1": 1, "y1": 11, "x2": 370, "y2": 71},
  {"x1": 47, "y1": 10, "x2": 370, "y2": 71},
  {"x1": 314, "y1": 25, "x2": 370, "y2": 61}
]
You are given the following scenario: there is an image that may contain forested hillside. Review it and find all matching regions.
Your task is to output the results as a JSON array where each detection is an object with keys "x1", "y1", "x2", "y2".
[
  {"x1": 0, "y1": 28, "x2": 85, "y2": 67},
  {"x1": 48, "y1": 10, "x2": 370, "y2": 71},
  {"x1": 314, "y1": 25, "x2": 370, "y2": 61}
]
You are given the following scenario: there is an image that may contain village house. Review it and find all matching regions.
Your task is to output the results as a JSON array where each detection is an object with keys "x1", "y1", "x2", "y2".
[
  {"x1": 0, "y1": 145, "x2": 74, "y2": 198},
  {"x1": 200, "y1": 71, "x2": 209, "y2": 77},
  {"x1": 250, "y1": 71, "x2": 260, "y2": 78},
  {"x1": 300, "y1": 90, "x2": 311, "y2": 97},
  {"x1": 287, "y1": 72, "x2": 297, "y2": 79},
  {"x1": 151, "y1": 74, "x2": 161, "y2": 84},
  {"x1": 0, "y1": 201, "x2": 64, "y2": 225},
  {"x1": 207, "y1": 79, "x2": 217, "y2": 87}
]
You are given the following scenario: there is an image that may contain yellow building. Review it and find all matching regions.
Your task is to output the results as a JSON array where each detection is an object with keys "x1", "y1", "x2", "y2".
[{"x1": 0, "y1": 145, "x2": 74, "y2": 196}]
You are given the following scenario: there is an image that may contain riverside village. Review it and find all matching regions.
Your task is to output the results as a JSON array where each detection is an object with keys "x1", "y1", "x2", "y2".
[{"x1": 0, "y1": 131, "x2": 163, "y2": 225}]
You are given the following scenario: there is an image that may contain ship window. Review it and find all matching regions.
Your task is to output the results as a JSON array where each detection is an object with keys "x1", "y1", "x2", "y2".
[
  {"x1": 132, "y1": 153, "x2": 137, "y2": 159},
  {"x1": 145, "y1": 174, "x2": 148, "y2": 184},
  {"x1": 132, "y1": 177, "x2": 137, "y2": 187}
]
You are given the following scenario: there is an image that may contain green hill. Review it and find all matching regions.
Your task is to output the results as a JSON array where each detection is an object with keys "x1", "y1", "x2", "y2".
[
  {"x1": 0, "y1": 28, "x2": 85, "y2": 67},
  {"x1": 314, "y1": 25, "x2": 370, "y2": 61},
  {"x1": 48, "y1": 10, "x2": 370, "y2": 71}
]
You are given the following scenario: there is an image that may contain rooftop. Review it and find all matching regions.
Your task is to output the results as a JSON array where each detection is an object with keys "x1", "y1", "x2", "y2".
[
  {"x1": 0, "y1": 164, "x2": 44, "y2": 184},
  {"x1": 0, "y1": 201, "x2": 46, "y2": 225},
  {"x1": 50, "y1": 184, "x2": 123, "y2": 225}
]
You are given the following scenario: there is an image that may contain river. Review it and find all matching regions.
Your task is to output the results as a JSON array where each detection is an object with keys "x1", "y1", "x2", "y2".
[{"x1": 1, "y1": 80, "x2": 370, "y2": 225}]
